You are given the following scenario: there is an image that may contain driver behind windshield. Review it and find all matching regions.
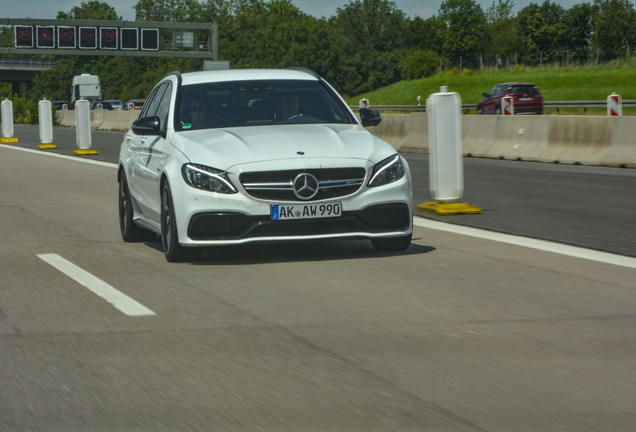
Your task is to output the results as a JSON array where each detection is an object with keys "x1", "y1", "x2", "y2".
[
  {"x1": 180, "y1": 92, "x2": 211, "y2": 130},
  {"x1": 276, "y1": 91, "x2": 300, "y2": 121}
]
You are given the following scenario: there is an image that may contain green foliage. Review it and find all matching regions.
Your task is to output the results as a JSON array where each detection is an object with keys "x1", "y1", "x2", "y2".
[
  {"x1": 11, "y1": 96, "x2": 39, "y2": 124},
  {"x1": 517, "y1": 2, "x2": 565, "y2": 64},
  {"x1": 592, "y1": 0, "x2": 636, "y2": 61},
  {"x1": 9, "y1": 0, "x2": 636, "y2": 124},
  {"x1": 562, "y1": 3, "x2": 594, "y2": 63},
  {"x1": 400, "y1": 50, "x2": 441, "y2": 80},
  {"x1": 0, "y1": 82, "x2": 12, "y2": 99},
  {"x1": 56, "y1": 0, "x2": 120, "y2": 19},
  {"x1": 345, "y1": 63, "x2": 636, "y2": 106},
  {"x1": 485, "y1": 0, "x2": 518, "y2": 60},
  {"x1": 439, "y1": 0, "x2": 487, "y2": 68}
]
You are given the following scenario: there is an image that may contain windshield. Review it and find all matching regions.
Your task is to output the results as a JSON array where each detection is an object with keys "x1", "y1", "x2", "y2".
[
  {"x1": 507, "y1": 85, "x2": 538, "y2": 94},
  {"x1": 177, "y1": 79, "x2": 352, "y2": 131}
]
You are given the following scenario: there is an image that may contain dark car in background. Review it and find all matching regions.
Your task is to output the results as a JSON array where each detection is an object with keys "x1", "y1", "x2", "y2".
[
  {"x1": 125, "y1": 99, "x2": 146, "y2": 110},
  {"x1": 53, "y1": 101, "x2": 72, "y2": 110},
  {"x1": 105, "y1": 99, "x2": 125, "y2": 110},
  {"x1": 477, "y1": 82, "x2": 543, "y2": 114},
  {"x1": 90, "y1": 101, "x2": 114, "y2": 110}
]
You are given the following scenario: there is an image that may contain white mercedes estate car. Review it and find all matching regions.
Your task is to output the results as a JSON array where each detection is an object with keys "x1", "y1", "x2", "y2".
[{"x1": 118, "y1": 68, "x2": 413, "y2": 261}]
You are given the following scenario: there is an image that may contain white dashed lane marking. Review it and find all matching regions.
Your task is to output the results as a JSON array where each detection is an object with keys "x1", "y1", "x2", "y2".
[{"x1": 37, "y1": 253, "x2": 156, "y2": 317}]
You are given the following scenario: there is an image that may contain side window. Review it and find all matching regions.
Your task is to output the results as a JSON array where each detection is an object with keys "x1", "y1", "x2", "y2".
[
  {"x1": 155, "y1": 82, "x2": 173, "y2": 130},
  {"x1": 139, "y1": 88, "x2": 157, "y2": 118},
  {"x1": 143, "y1": 83, "x2": 168, "y2": 118}
]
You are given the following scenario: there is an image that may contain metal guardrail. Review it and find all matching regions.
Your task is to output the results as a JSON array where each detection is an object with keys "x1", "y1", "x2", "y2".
[
  {"x1": 0, "y1": 57, "x2": 57, "y2": 68},
  {"x1": 352, "y1": 101, "x2": 636, "y2": 112}
]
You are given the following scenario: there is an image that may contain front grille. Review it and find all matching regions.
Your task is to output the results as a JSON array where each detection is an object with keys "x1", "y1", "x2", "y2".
[
  {"x1": 187, "y1": 204, "x2": 410, "y2": 241},
  {"x1": 240, "y1": 168, "x2": 365, "y2": 201}
]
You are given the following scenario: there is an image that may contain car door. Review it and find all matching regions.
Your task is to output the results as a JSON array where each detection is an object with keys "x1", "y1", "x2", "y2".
[
  {"x1": 484, "y1": 84, "x2": 502, "y2": 113},
  {"x1": 129, "y1": 82, "x2": 173, "y2": 222}
]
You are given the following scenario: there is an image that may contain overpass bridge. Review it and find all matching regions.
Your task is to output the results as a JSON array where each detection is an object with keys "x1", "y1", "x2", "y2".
[{"x1": 0, "y1": 57, "x2": 56, "y2": 95}]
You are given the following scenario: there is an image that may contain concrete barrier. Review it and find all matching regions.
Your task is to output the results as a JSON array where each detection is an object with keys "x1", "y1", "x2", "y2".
[
  {"x1": 371, "y1": 113, "x2": 636, "y2": 168},
  {"x1": 53, "y1": 110, "x2": 636, "y2": 167},
  {"x1": 55, "y1": 110, "x2": 140, "y2": 131}
]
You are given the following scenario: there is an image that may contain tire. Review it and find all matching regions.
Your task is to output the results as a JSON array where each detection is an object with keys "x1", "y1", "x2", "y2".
[
  {"x1": 371, "y1": 233, "x2": 412, "y2": 252},
  {"x1": 119, "y1": 171, "x2": 156, "y2": 242},
  {"x1": 495, "y1": 106, "x2": 501, "y2": 115},
  {"x1": 161, "y1": 183, "x2": 200, "y2": 262},
  {"x1": 476, "y1": 106, "x2": 483, "y2": 115}
]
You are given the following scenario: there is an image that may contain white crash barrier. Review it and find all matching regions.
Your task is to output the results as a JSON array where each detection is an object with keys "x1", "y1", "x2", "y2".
[{"x1": 38, "y1": 99, "x2": 56, "y2": 149}]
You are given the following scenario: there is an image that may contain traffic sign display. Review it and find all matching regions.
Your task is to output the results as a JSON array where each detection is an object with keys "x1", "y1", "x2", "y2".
[
  {"x1": 79, "y1": 27, "x2": 97, "y2": 49},
  {"x1": 14, "y1": 26, "x2": 34, "y2": 48},
  {"x1": 58, "y1": 26, "x2": 76, "y2": 49},
  {"x1": 121, "y1": 28, "x2": 138, "y2": 50},
  {"x1": 36, "y1": 26, "x2": 55, "y2": 48},
  {"x1": 7, "y1": 19, "x2": 215, "y2": 59},
  {"x1": 100, "y1": 28, "x2": 118, "y2": 49},
  {"x1": 141, "y1": 28, "x2": 159, "y2": 50}
]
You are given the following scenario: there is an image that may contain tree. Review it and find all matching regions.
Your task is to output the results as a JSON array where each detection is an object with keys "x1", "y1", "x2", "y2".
[
  {"x1": 333, "y1": 0, "x2": 407, "y2": 94},
  {"x1": 592, "y1": 0, "x2": 636, "y2": 61},
  {"x1": 405, "y1": 16, "x2": 445, "y2": 55},
  {"x1": 439, "y1": 0, "x2": 487, "y2": 68},
  {"x1": 400, "y1": 49, "x2": 441, "y2": 79},
  {"x1": 134, "y1": 0, "x2": 204, "y2": 22},
  {"x1": 220, "y1": 0, "x2": 317, "y2": 68},
  {"x1": 562, "y1": 3, "x2": 594, "y2": 63},
  {"x1": 517, "y1": 1, "x2": 565, "y2": 65},
  {"x1": 485, "y1": 0, "x2": 520, "y2": 66},
  {"x1": 56, "y1": 0, "x2": 120, "y2": 19}
]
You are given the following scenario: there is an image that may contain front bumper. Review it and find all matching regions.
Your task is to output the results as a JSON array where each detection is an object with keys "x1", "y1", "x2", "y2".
[
  {"x1": 169, "y1": 171, "x2": 413, "y2": 246},
  {"x1": 188, "y1": 203, "x2": 411, "y2": 241}
]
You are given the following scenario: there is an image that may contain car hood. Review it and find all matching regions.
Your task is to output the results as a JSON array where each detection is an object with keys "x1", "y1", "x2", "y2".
[{"x1": 170, "y1": 124, "x2": 395, "y2": 170}]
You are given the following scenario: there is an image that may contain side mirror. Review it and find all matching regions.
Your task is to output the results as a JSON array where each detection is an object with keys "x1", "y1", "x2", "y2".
[
  {"x1": 359, "y1": 108, "x2": 382, "y2": 127},
  {"x1": 482, "y1": 92, "x2": 489, "y2": 97},
  {"x1": 132, "y1": 116, "x2": 161, "y2": 136}
]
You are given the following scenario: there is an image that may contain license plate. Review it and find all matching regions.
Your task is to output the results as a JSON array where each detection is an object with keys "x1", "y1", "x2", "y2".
[
  {"x1": 271, "y1": 201, "x2": 342, "y2": 220},
  {"x1": 518, "y1": 97, "x2": 532, "y2": 101}
]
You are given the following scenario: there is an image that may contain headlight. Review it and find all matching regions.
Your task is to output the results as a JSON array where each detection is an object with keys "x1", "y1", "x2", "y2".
[
  {"x1": 182, "y1": 163, "x2": 237, "y2": 194},
  {"x1": 368, "y1": 154, "x2": 405, "y2": 187}
]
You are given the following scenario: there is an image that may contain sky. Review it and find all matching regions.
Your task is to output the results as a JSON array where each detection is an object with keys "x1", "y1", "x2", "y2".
[{"x1": 8, "y1": 0, "x2": 583, "y2": 21}]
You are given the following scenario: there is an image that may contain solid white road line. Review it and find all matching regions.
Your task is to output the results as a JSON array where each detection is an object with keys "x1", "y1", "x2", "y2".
[
  {"x1": 414, "y1": 217, "x2": 636, "y2": 270},
  {"x1": 37, "y1": 253, "x2": 156, "y2": 317},
  {"x1": 0, "y1": 143, "x2": 118, "y2": 169}
]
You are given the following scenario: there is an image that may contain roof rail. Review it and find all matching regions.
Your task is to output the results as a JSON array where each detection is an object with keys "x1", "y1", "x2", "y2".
[{"x1": 285, "y1": 67, "x2": 320, "y2": 79}]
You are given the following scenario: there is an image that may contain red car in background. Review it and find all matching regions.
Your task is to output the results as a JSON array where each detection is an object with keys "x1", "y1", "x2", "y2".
[{"x1": 477, "y1": 82, "x2": 543, "y2": 114}]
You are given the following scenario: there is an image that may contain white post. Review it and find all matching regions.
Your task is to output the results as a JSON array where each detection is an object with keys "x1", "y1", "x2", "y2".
[
  {"x1": 1, "y1": 99, "x2": 17, "y2": 142},
  {"x1": 426, "y1": 88, "x2": 463, "y2": 201},
  {"x1": 502, "y1": 96, "x2": 514, "y2": 115},
  {"x1": 417, "y1": 88, "x2": 481, "y2": 215},
  {"x1": 38, "y1": 99, "x2": 56, "y2": 149},
  {"x1": 74, "y1": 99, "x2": 97, "y2": 155},
  {"x1": 607, "y1": 93, "x2": 622, "y2": 116}
]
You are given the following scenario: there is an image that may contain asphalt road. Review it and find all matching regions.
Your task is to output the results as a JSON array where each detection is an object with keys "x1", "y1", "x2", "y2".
[
  {"x1": 8, "y1": 123, "x2": 636, "y2": 257},
  {"x1": 2, "y1": 139, "x2": 636, "y2": 431}
]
